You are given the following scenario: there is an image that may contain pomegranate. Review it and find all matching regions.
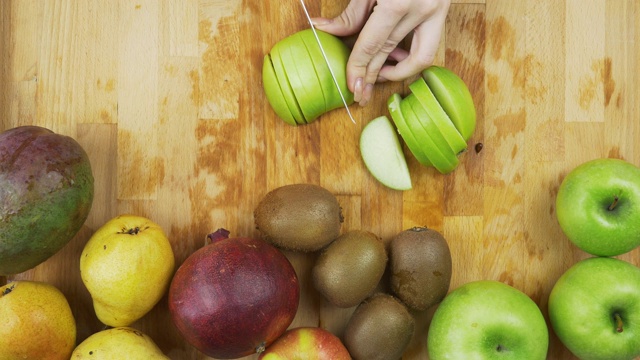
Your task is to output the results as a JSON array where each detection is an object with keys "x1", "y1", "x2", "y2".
[{"x1": 168, "y1": 229, "x2": 300, "y2": 359}]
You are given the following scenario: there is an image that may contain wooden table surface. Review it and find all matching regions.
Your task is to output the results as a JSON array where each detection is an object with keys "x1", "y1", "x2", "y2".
[{"x1": 1, "y1": 1, "x2": 639, "y2": 359}]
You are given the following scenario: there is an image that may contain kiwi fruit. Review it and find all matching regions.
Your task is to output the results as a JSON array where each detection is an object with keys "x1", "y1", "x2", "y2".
[
  {"x1": 343, "y1": 293, "x2": 415, "y2": 360},
  {"x1": 254, "y1": 183, "x2": 343, "y2": 252},
  {"x1": 390, "y1": 226, "x2": 452, "y2": 311},
  {"x1": 312, "y1": 230, "x2": 387, "y2": 308}
]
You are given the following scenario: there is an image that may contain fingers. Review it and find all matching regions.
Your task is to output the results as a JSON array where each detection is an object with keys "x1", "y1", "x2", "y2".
[
  {"x1": 311, "y1": 0, "x2": 376, "y2": 37},
  {"x1": 346, "y1": 2, "x2": 408, "y2": 105},
  {"x1": 379, "y1": 15, "x2": 447, "y2": 81}
]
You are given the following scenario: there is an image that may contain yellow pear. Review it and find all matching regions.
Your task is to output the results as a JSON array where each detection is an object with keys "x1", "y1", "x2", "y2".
[
  {"x1": 0, "y1": 281, "x2": 76, "y2": 360},
  {"x1": 71, "y1": 327, "x2": 169, "y2": 359},
  {"x1": 80, "y1": 214, "x2": 175, "y2": 327}
]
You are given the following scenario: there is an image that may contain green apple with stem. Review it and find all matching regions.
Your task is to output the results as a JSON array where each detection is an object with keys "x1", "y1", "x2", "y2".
[
  {"x1": 428, "y1": 280, "x2": 549, "y2": 360},
  {"x1": 556, "y1": 158, "x2": 640, "y2": 256},
  {"x1": 359, "y1": 115, "x2": 412, "y2": 191},
  {"x1": 548, "y1": 257, "x2": 640, "y2": 360}
]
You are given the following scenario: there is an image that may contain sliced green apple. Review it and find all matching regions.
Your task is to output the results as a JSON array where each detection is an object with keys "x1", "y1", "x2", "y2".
[
  {"x1": 262, "y1": 54, "x2": 297, "y2": 126},
  {"x1": 299, "y1": 29, "x2": 354, "y2": 111},
  {"x1": 275, "y1": 36, "x2": 326, "y2": 122},
  {"x1": 404, "y1": 93, "x2": 458, "y2": 162},
  {"x1": 387, "y1": 93, "x2": 432, "y2": 167},
  {"x1": 269, "y1": 43, "x2": 307, "y2": 125},
  {"x1": 400, "y1": 95, "x2": 459, "y2": 174},
  {"x1": 409, "y1": 77, "x2": 468, "y2": 155},
  {"x1": 360, "y1": 116, "x2": 412, "y2": 191},
  {"x1": 422, "y1": 66, "x2": 476, "y2": 141}
]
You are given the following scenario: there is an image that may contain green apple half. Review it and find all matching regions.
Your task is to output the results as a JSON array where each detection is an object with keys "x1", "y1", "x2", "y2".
[
  {"x1": 548, "y1": 257, "x2": 640, "y2": 360},
  {"x1": 386, "y1": 65, "x2": 476, "y2": 175},
  {"x1": 263, "y1": 29, "x2": 354, "y2": 125},
  {"x1": 427, "y1": 280, "x2": 549, "y2": 360},
  {"x1": 556, "y1": 158, "x2": 640, "y2": 257},
  {"x1": 359, "y1": 116, "x2": 412, "y2": 190}
]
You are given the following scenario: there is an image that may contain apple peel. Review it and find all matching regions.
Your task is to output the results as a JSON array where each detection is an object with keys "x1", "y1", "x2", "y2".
[{"x1": 262, "y1": 55, "x2": 296, "y2": 126}]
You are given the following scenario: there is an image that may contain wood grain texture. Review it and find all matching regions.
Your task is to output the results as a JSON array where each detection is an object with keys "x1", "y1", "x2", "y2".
[{"x1": 1, "y1": 1, "x2": 639, "y2": 359}]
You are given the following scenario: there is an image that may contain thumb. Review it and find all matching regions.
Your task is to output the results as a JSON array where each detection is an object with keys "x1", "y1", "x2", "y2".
[{"x1": 311, "y1": 0, "x2": 375, "y2": 37}]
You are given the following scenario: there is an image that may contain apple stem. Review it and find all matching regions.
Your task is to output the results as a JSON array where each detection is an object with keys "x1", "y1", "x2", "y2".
[
  {"x1": 255, "y1": 341, "x2": 266, "y2": 354},
  {"x1": 608, "y1": 195, "x2": 619, "y2": 211},
  {"x1": 207, "y1": 228, "x2": 231, "y2": 244},
  {"x1": 614, "y1": 313, "x2": 624, "y2": 333}
]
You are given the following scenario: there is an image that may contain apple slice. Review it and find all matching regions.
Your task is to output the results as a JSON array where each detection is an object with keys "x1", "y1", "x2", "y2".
[
  {"x1": 404, "y1": 93, "x2": 458, "y2": 162},
  {"x1": 422, "y1": 66, "x2": 476, "y2": 141},
  {"x1": 400, "y1": 95, "x2": 459, "y2": 174},
  {"x1": 409, "y1": 77, "x2": 468, "y2": 155},
  {"x1": 360, "y1": 116, "x2": 412, "y2": 191},
  {"x1": 387, "y1": 93, "x2": 432, "y2": 167},
  {"x1": 269, "y1": 43, "x2": 307, "y2": 125},
  {"x1": 275, "y1": 35, "x2": 326, "y2": 123},
  {"x1": 262, "y1": 55, "x2": 297, "y2": 126},
  {"x1": 299, "y1": 29, "x2": 354, "y2": 112}
]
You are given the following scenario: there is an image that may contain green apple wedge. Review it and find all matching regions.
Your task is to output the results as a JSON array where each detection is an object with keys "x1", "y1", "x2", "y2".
[
  {"x1": 422, "y1": 66, "x2": 476, "y2": 141},
  {"x1": 298, "y1": 29, "x2": 354, "y2": 113},
  {"x1": 400, "y1": 94, "x2": 458, "y2": 174},
  {"x1": 268, "y1": 43, "x2": 307, "y2": 125},
  {"x1": 387, "y1": 93, "x2": 432, "y2": 167},
  {"x1": 274, "y1": 35, "x2": 326, "y2": 123},
  {"x1": 359, "y1": 116, "x2": 412, "y2": 191},
  {"x1": 409, "y1": 77, "x2": 468, "y2": 155},
  {"x1": 262, "y1": 55, "x2": 297, "y2": 126}
]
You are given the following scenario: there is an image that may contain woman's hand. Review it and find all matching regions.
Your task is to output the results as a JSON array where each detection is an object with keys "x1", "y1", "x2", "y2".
[{"x1": 312, "y1": 0, "x2": 450, "y2": 106}]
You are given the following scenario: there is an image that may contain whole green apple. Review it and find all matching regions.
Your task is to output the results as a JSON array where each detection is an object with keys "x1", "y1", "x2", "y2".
[
  {"x1": 548, "y1": 257, "x2": 640, "y2": 360},
  {"x1": 556, "y1": 158, "x2": 640, "y2": 256},
  {"x1": 427, "y1": 280, "x2": 548, "y2": 360}
]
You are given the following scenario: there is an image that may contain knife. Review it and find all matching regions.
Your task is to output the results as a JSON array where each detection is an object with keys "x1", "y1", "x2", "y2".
[{"x1": 298, "y1": 0, "x2": 356, "y2": 124}]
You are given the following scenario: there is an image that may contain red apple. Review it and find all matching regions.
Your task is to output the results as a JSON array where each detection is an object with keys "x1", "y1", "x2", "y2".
[
  {"x1": 259, "y1": 327, "x2": 351, "y2": 360},
  {"x1": 168, "y1": 229, "x2": 300, "y2": 359}
]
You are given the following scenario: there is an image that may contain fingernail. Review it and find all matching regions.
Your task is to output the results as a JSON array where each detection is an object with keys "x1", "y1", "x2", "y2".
[
  {"x1": 353, "y1": 78, "x2": 363, "y2": 103},
  {"x1": 311, "y1": 17, "x2": 333, "y2": 27},
  {"x1": 360, "y1": 83, "x2": 374, "y2": 106}
]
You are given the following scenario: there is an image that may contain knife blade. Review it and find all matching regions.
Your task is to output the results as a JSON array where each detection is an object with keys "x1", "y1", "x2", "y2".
[{"x1": 298, "y1": 0, "x2": 356, "y2": 124}]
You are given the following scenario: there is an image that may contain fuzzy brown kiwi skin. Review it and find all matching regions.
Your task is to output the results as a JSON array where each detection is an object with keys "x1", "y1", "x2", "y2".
[
  {"x1": 312, "y1": 230, "x2": 387, "y2": 308},
  {"x1": 344, "y1": 293, "x2": 415, "y2": 360},
  {"x1": 390, "y1": 226, "x2": 452, "y2": 311},
  {"x1": 254, "y1": 183, "x2": 343, "y2": 252}
]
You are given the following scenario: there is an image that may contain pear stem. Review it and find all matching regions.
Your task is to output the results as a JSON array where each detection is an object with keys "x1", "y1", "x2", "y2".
[
  {"x1": 614, "y1": 313, "x2": 623, "y2": 333},
  {"x1": 608, "y1": 195, "x2": 619, "y2": 211}
]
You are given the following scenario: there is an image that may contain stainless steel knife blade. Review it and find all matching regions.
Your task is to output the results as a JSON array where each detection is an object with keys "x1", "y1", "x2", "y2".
[{"x1": 298, "y1": 0, "x2": 356, "y2": 124}]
